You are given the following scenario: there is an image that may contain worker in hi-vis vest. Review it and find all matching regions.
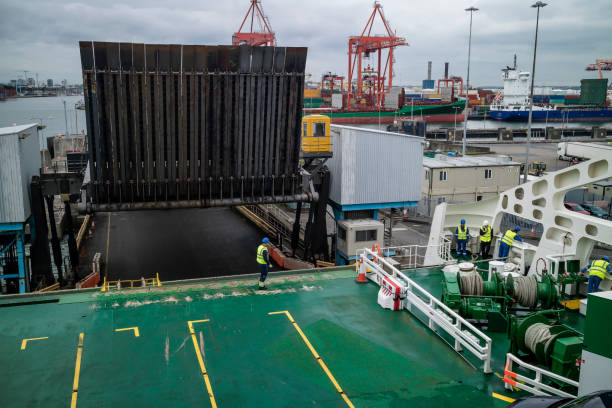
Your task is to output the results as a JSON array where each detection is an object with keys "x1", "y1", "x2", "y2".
[
  {"x1": 479, "y1": 220, "x2": 493, "y2": 259},
  {"x1": 454, "y1": 219, "x2": 470, "y2": 257},
  {"x1": 257, "y1": 237, "x2": 271, "y2": 290},
  {"x1": 498, "y1": 226, "x2": 523, "y2": 260},
  {"x1": 581, "y1": 256, "x2": 611, "y2": 293}
]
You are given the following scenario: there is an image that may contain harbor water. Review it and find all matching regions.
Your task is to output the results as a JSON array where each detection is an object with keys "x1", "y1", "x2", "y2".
[
  {"x1": 1, "y1": 96, "x2": 611, "y2": 143},
  {"x1": 0, "y1": 95, "x2": 86, "y2": 149}
]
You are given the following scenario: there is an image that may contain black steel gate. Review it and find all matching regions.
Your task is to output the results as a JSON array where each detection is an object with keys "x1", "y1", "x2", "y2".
[{"x1": 79, "y1": 42, "x2": 308, "y2": 210}]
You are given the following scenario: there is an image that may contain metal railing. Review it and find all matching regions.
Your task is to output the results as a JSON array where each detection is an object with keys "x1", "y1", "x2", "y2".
[
  {"x1": 101, "y1": 273, "x2": 162, "y2": 292},
  {"x1": 504, "y1": 353, "x2": 578, "y2": 398},
  {"x1": 245, "y1": 204, "x2": 306, "y2": 251},
  {"x1": 361, "y1": 237, "x2": 453, "y2": 270},
  {"x1": 357, "y1": 248, "x2": 492, "y2": 373}
]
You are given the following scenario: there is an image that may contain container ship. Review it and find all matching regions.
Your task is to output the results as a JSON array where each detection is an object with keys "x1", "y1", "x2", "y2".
[
  {"x1": 489, "y1": 63, "x2": 612, "y2": 121},
  {"x1": 303, "y1": 71, "x2": 469, "y2": 124}
]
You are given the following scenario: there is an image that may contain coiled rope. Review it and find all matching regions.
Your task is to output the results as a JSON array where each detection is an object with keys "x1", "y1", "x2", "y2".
[
  {"x1": 525, "y1": 322, "x2": 555, "y2": 355},
  {"x1": 460, "y1": 272, "x2": 483, "y2": 296},
  {"x1": 513, "y1": 275, "x2": 538, "y2": 308}
]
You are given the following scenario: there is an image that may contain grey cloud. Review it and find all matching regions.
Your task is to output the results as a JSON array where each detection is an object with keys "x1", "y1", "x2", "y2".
[{"x1": 0, "y1": 0, "x2": 610, "y2": 86}]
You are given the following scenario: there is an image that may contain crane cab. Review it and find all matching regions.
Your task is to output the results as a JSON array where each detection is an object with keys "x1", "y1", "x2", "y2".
[{"x1": 301, "y1": 114, "x2": 332, "y2": 158}]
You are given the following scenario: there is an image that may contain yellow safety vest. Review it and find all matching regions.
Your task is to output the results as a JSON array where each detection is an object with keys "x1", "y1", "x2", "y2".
[
  {"x1": 256, "y1": 244, "x2": 268, "y2": 265},
  {"x1": 480, "y1": 226, "x2": 492, "y2": 243},
  {"x1": 589, "y1": 259, "x2": 609, "y2": 280},
  {"x1": 501, "y1": 230, "x2": 516, "y2": 246},
  {"x1": 457, "y1": 225, "x2": 467, "y2": 240}
]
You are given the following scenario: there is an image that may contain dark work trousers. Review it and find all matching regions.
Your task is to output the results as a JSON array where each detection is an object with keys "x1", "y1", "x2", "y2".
[
  {"x1": 480, "y1": 241, "x2": 491, "y2": 258},
  {"x1": 259, "y1": 263, "x2": 269, "y2": 283}
]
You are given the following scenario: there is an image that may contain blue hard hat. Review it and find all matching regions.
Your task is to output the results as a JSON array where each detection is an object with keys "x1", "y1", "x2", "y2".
[
  {"x1": 515, "y1": 226, "x2": 520, "y2": 231},
  {"x1": 262, "y1": 237, "x2": 270, "y2": 243},
  {"x1": 460, "y1": 219, "x2": 466, "y2": 224},
  {"x1": 603, "y1": 256, "x2": 610, "y2": 262}
]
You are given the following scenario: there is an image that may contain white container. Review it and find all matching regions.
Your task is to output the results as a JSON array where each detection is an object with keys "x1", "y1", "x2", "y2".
[{"x1": 331, "y1": 93, "x2": 343, "y2": 109}]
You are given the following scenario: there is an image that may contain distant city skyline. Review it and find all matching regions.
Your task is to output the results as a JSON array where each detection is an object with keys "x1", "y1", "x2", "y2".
[{"x1": 0, "y1": 0, "x2": 610, "y2": 87}]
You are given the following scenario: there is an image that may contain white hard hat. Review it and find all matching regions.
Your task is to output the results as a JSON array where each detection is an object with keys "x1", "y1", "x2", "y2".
[{"x1": 483, "y1": 220, "x2": 489, "y2": 226}]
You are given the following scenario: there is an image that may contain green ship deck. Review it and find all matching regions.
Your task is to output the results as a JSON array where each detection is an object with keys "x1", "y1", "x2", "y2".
[{"x1": 0, "y1": 265, "x2": 584, "y2": 407}]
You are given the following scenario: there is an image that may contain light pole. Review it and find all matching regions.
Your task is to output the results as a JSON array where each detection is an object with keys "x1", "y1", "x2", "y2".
[
  {"x1": 462, "y1": 6, "x2": 478, "y2": 157},
  {"x1": 524, "y1": 1, "x2": 547, "y2": 183}
]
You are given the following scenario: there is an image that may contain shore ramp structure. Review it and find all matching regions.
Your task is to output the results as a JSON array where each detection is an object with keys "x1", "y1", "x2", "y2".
[{"x1": 79, "y1": 42, "x2": 308, "y2": 211}]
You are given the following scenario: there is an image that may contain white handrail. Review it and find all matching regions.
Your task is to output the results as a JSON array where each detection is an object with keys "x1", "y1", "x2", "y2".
[
  {"x1": 504, "y1": 353, "x2": 578, "y2": 398},
  {"x1": 358, "y1": 247, "x2": 492, "y2": 373}
]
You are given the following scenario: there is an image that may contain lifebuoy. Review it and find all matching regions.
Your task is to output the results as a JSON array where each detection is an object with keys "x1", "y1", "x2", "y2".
[{"x1": 371, "y1": 243, "x2": 382, "y2": 262}]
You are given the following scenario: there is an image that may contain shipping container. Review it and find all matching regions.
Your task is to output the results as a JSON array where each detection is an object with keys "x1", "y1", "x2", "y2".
[
  {"x1": 303, "y1": 88, "x2": 320, "y2": 98},
  {"x1": 0, "y1": 124, "x2": 40, "y2": 223},
  {"x1": 422, "y1": 79, "x2": 435, "y2": 89},
  {"x1": 580, "y1": 78, "x2": 608, "y2": 105},
  {"x1": 327, "y1": 125, "x2": 423, "y2": 206},
  {"x1": 532, "y1": 95, "x2": 550, "y2": 104},
  {"x1": 331, "y1": 93, "x2": 343, "y2": 109}
]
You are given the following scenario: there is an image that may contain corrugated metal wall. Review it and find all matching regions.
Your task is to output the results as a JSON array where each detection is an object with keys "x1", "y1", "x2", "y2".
[
  {"x1": 328, "y1": 125, "x2": 423, "y2": 206},
  {"x1": 80, "y1": 42, "x2": 307, "y2": 208},
  {"x1": 0, "y1": 126, "x2": 40, "y2": 223}
]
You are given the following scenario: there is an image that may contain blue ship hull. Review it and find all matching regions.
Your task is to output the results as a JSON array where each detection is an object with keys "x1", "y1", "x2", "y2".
[{"x1": 489, "y1": 107, "x2": 612, "y2": 122}]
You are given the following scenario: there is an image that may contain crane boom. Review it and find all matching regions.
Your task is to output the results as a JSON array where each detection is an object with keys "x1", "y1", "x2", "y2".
[
  {"x1": 232, "y1": 0, "x2": 275, "y2": 47},
  {"x1": 347, "y1": 1, "x2": 408, "y2": 109}
]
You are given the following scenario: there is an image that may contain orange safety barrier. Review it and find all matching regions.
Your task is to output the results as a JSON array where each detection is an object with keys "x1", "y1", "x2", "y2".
[
  {"x1": 371, "y1": 243, "x2": 382, "y2": 262},
  {"x1": 503, "y1": 362, "x2": 517, "y2": 387}
]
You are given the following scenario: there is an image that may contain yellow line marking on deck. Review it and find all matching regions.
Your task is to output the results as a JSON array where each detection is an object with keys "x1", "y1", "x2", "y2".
[
  {"x1": 70, "y1": 333, "x2": 84, "y2": 408},
  {"x1": 187, "y1": 319, "x2": 217, "y2": 408},
  {"x1": 492, "y1": 392, "x2": 516, "y2": 403},
  {"x1": 20, "y1": 337, "x2": 48, "y2": 350},
  {"x1": 269, "y1": 310, "x2": 355, "y2": 408},
  {"x1": 115, "y1": 327, "x2": 140, "y2": 337}
]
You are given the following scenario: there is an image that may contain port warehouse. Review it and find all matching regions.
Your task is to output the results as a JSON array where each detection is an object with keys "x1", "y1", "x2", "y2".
[{"x1": 419, "y1": 155, "x2": 522, "y2": 217}]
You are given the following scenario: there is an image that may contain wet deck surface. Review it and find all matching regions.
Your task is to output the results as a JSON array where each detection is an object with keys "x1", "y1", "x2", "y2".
[
  {"x1": 0, "y1": 266, "x2": 534, "y2": 408},
  {"x1": 84, "y1": 207, "x2": 268, "y2": 281}
]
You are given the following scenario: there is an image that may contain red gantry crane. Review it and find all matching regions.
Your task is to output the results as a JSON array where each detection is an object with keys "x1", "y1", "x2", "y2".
[
  {"x1": 232, "y1": 0, "x2": 275, "y2": 47},
  {"x1": 347, "y1": 2, "x2": 408, "y2": 108},
  {"x1": 586, "y1": 59, "x2": 612, "y2": 90}
]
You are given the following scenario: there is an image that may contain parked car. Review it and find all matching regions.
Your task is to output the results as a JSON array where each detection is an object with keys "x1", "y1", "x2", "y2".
[
  {"x1": 564, "y1": 202, "x2": 590, "y2": 215},
  {"x1": 506, "y1": 390, "x2": 612, "y2": 407},
  {"x1": 581, "y1": 203, "x2": 608, "y2": 219}
]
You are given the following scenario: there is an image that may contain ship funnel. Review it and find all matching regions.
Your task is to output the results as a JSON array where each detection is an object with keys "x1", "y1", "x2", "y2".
[
  {"x1": 427, "y1": 61, "x2": 432, "y2": 80},
  {"x1": 444, "y1": 62, "x2": 449, "y2": 79}
]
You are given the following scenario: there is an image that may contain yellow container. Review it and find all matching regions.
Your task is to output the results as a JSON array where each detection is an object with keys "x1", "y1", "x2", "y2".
[
  {"x1": 303, "y1": 88, "x2": 320, "y2": 98},
  {"x1": 301, "y1": 115, "x2": 331, "y2": 153}
]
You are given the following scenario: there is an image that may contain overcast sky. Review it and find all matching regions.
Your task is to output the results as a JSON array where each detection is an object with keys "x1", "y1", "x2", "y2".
[{"x1": 1, "y1": 0, "x2": 610, "y2": 87}]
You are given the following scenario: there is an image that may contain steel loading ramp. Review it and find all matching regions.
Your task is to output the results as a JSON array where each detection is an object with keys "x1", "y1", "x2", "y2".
[{"x1": 79, "y1": 42, "x2": 309, "y2": 211}]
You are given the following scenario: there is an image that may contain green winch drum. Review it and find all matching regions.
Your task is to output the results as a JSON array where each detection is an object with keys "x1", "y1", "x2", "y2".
[{"x1": 505, "y1": 274, "x2": 558, "y2": 309}]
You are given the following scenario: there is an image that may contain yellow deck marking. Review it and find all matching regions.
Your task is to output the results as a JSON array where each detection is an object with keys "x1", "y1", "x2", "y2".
[
  {"x1": 70, "y1": 333, "x2": 84, "y2": 408},
  {"x1": 492, "y1": 392, "x2": 516, "y2": 403},
  {"x1": 20, "y1": 337, "x2": 48, "y2": 350},
  {"x1": 269, "y1": 310, "x2": 355, "y2": 408},
  {"x1": 561, "y1": 299, "x2": 581, "y2": 310},
  {"x1": 187, "y1": 320, "x2": 217, "y2": 408},
  {"x1": 115, "y1": 327, "x2": 140, "y2": 337}
]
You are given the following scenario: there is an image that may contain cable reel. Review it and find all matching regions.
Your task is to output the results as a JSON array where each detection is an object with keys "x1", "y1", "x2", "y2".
[{"x1": 506, "y1": 274, "x2": 558, "y2": 309}]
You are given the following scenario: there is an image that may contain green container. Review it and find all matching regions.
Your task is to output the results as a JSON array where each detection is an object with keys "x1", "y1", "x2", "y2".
[
  {"x1": 579, "y1": 78, "x2": 608, "y2": 105},
  {"x1": 565, "y1": 98, "x2": 580, "y2": 105}
]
